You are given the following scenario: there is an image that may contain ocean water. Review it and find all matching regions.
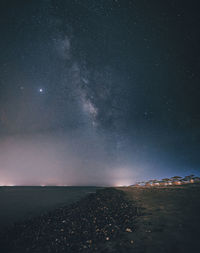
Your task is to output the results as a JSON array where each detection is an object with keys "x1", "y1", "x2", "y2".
[{"x1": 0, "y1": 186, "x2": 101, "y2": 230}]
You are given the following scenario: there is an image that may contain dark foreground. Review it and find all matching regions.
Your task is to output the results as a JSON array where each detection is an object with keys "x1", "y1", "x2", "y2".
[
  {"x1": 0, "y1": 186, "x2": 100, "y2": 230},
  {"x1": 0, "y1": 188, "x2": 139, "y2": 253},
  {"x1": 1, "y1": 185, "x2": 200, "y2": 253},
  {"x1": 120, "y1": 183, "x2": 200, "y2": 252}
]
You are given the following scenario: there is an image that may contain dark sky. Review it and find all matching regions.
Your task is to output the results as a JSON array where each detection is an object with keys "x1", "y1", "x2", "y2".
[{"x1": 0, "y1": 0, "x2": 200, "y2": 186}]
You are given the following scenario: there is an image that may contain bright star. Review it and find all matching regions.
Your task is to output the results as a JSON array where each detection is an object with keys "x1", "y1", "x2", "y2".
[{"x1": 39, "y1": 88, "x2": 43, "y2": 93}]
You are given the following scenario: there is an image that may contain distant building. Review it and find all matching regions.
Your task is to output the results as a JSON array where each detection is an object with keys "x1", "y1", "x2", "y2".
[
  {"x1": 159, "y1": 182, "x2": 168, "y2": 186},
  {"x1": 153, "y1": 182, "x2": 160, "y2": 186},
  {"x1": 173, "y1": 181, "x2": 181, "y2": 185},
  {"x1": 145, "y1": 183, "x2": 153, "y2": 187}
]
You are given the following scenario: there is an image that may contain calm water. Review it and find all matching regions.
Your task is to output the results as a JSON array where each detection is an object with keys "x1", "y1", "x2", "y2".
[{"x1": 0, "y1": 186, "x2": 101, "y2": 230}]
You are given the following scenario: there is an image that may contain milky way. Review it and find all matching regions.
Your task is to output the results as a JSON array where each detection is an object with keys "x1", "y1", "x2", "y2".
[{"x1": 0, "y1": 0, "x2": 199, "y2": 185}]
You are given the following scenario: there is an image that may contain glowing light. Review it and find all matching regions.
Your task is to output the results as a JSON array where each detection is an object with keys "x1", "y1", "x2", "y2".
[
  {"x1": 39, "y1": 88, "x2": 43, "y2": 93},
  {"x1": 114, "y1": 181, "x2": 131, "y2": 187},
  {"x1": 111, "y1": 166, "x2": 136, "y2": 186},
  {"x1": 0, "y1": 182, "x2": 15, "y2": 186},
  {"x1": 112, "y1": 167, "x2": 136, "y2": 187}
]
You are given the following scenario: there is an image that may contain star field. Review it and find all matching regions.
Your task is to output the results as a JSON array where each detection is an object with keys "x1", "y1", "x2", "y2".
[{"x1": 0, "y1": 0, "x2": 199, "y2": 185}]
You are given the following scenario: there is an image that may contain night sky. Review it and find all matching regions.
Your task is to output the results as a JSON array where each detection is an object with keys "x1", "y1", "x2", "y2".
[{"x1": 0, "y1": 0, "x2": 200, "y2": 186}]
